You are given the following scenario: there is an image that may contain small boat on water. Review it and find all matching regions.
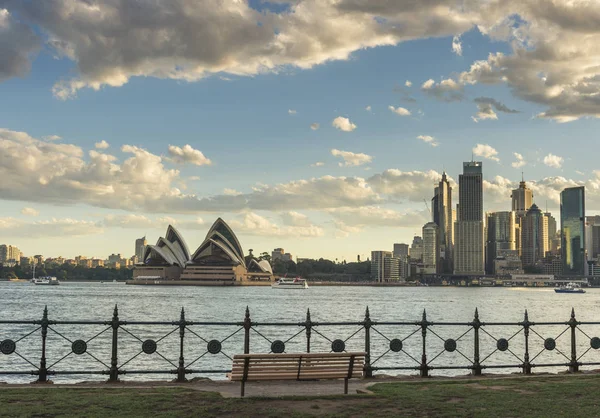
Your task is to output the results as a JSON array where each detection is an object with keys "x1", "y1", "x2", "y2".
[
  {"x1": 32, "y1": 277, "x2": 60, "y2": 286},
  {"x1": 554, "y1": 283, "x2": 585, "y2": 294},
  {"x1": 271, "y1": 277, "x2": 308, "y2": 289}
]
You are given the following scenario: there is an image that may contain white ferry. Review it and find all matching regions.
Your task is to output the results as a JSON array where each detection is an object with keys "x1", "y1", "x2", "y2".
[
  {"x1": 271, "y1": 277, "x2": 308, "y2": 289},
  {"x1": 32, "y1": 277, "x2": 60, "y2": 286}
]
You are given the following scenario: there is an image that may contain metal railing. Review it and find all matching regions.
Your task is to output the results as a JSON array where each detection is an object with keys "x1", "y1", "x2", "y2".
[{"x1": 2, "y1": 306, "x2": 600, "y2": 383}]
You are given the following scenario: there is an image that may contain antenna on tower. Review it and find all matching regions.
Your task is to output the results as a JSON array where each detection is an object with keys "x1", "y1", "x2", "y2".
[{"x1": 522, "y1": 171, "x2": 524, "y2": 182}]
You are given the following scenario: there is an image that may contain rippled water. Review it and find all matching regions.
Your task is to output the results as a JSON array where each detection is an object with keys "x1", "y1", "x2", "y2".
[{"x1": 2, "y1": 282, "x2": 600, "y2": 383}]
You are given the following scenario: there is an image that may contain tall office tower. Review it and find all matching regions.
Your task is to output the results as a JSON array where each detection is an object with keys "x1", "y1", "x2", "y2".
[
  {"x1": 521, "y1": 204, "x2": 548, "y2": 267},
  {"x1": 393, "y1": 244, "x2": 410, "y2": 279},
  {"x1": 561, "y1": 186, "x2": 586, "y2": 276},
  {"x1": 454, "y1": 161, "x2": 485, "y2": 275},
  {"x1": 485, "y1": 211, "x2": 516, "y2": 274},
  {"x1": 371, "y1": 251, "x2": 400, "y2": 282},
  {"x1": 393, "y1": 243, "x2": 409, "y2": 258},
  {"x1": 0, "y1": 245, "x2": 21, "y2": 263},
  {"x1": 511, "y1": 177, "x2": 533, "y2": 256},
  {"x1": 585, "y1": 217, "x2": 600, "y2": 261},
  {"x1": 410, "y1": 236, "x2": 423, "y2": 261},
  {"x1": 135, "y1": 236, "x2": 147, "y2": 261},
  {"x1": 545, "y1": 212, "x2": 558, "y2": 254},
  {"x1": 422, "y1": 222, "x2": 439, "y2": 274},
  {"x1": 432, "y1": 172, "x2": 453, "y2": 273}
]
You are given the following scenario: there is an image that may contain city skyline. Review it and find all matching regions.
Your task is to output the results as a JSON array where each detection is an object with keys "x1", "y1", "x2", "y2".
[{"x1": 1, "y1": 1, "x2": 599, "y2": 261}]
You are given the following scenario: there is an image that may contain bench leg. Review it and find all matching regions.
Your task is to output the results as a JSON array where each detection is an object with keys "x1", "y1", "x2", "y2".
[
  {"x1": 241, "y1": 381, "x2": 245, "y2": 397},
  {"x1": 344, "y1": 378, "x2": 348, "y2": 395}
]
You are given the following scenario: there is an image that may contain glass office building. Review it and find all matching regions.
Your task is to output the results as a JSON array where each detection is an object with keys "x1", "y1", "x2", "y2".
[{"x1": 561, "y1": 186, "x2": 586, "y2": 276}]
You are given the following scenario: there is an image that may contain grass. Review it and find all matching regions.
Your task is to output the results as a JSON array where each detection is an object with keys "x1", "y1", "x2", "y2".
[{"x1": 2, "y1": 375, "x2": 600, "y2": 417}]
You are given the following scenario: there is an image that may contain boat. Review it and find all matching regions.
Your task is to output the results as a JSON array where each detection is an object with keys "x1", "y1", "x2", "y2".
[
  {"x1": 32, "y1": 277, "x2": 60, "y2": 286},
  {"x1": 271, "y1": 277, "x2": 308, "y2": 289},
  {"x1": 554, "y1": 283, "x2": 585, "y2": 294}
]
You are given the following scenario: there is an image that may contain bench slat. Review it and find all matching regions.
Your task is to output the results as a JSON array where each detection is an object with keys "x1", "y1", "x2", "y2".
[
  {"x1": 233, "y1": 352, "x2": 365, "y2": 359},
  {"x1": 230, "y1": 373, "x2": 363, "y2": 381}
]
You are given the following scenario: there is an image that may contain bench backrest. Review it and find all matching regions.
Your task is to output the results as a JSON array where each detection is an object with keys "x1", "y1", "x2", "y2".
[{"x1": 231, "y1": 352, "x2": 366, "y2": 382}]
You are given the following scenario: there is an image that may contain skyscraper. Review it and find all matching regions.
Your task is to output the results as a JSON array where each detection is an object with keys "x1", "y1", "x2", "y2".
[
  {"x1": 561, "y1": 186, "x2": 586, "y2": 276},
  {"x1": 422, "y1": 222, "x2": 438, "y2": 274},
  {"x1": 521, "y1": 204, "x2": 548, "y2": 268},
  {"x1": 485, "y1": 211, "x2": 516, "y2": 274},
  {"x1": 371, "y1": 251, "x2": 400, "y2": 282},
  {"x1": 135, "y1": 236, "x2": 147, "y2": 261},
  {"x1": 410, "y1": 236, "x2": 423, "y2": 261},
  {"x1": 454, "y1": 161, "x2": 485, "y2": 275},
  {"x1": 545, "y1": 211, "x2": 558, "y2": 254},
  {"x1": 511, "y1": 177, "x2": 533, "y2": 256},
  {"x1": 432, "y1": 172, "x2": 453, "y2": 273}
]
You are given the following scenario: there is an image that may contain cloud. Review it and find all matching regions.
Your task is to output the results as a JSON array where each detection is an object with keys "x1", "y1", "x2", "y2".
[
  {"x1": 388, "y1": 106, "x2": 411, "y2": 116},
  {"x1": 405, "y1": 80, "x2": 412, "y2": 87},
  {"x1": 543, "y1": 153, "x2": 564, "y2": 169},
  {"x1": 21, "y1": 207, "x2": 39, "y2": 217},
  {"x1": 333, "y1": 220, "x2": 362, "y2": 238},
  {"x1": 223, "y1": 188, "x2": 242, "y2": 196},
  {"x1": 281, "y1": 211, "x2": 312, "y2": 227},
  {"x1": 472, "y1": 103, "x2": 498, "y2": 122},
  {"x1": 332, "y1": 116, "x2": 357, "y2": 132},
  {"x1": 95, "y1": 140, "x2": 109, "y2": 150},
  {"x1": 288, "y1": 109, "x2": 297, "y2": 115},
  {"x1": 0, "y1": 9, "x2": 40, "y2": 82},
  {"x1": 0, "y1": 217, "x2": 103, "y2": 238},
  {"x1": 367, "y1": 169, "x2": 450, "y2": 201},
  {"x1": 365, "y1": 105, "x2": 372, "y2": 112},
  {"x1": 310, "y1": 161, "x2": 324, "y2": 167},
  {"x1": 474, "y1": 97, "x2": 519, "y2": 114},
  {"x1": 310, "y1": 123, "x2": 320, "y2": 130},
  {"x1": 417, "y1": 135, "x2": 439, "y2": 147},
  {"x1": 328, "y1": 207, "x2": 428, "y2": 228},
  {"x1": 511, "y1": 152, "x2": 526, "y2": 168},
  {"x1": 331, "y1": 149, "x2": 373, "y2": 167},
  {"x1": 103, "y1": 214, "x2": 153, "y2": 229},
  {"x1": 167, "y1": 144, "x2": 212, "y2": 166},
  {"x1": 473, "y1": 143, "x2": 500, "y2": 162},
  {"x1": 42, "y1": 135, "x2": 61, "y2": 141},
  {"x1": 229, "y1": 212, "x2": 324, "y2": 238},
  {"x1": 452, "y1": 35, "x2": 462, "y2": 56},
  {"x1": 421, "y1": 78, "x2": 463, "y2": 102}
]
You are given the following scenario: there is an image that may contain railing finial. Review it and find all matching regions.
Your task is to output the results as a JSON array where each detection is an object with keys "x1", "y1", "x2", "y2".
[
  {"x1": 422, "y1": 309, "x2": 427, "y2": 322},
  {"x1": 474, "y1": 308, "x2": 479, "y2": 320},
  {"x1": 306, "y1": 308, "x2": 311, "y2": 322},
  {"x1": 245, "y1": 306, "x2": 250, "y2": 320},
  {"x1": 524, "y1": 309, "x2": 529, "y2": 322},
  {"x1": 365, "y1": 306, "x2": 370, "y2": 320},
  {"x1": 571, "y1": 307, "x2": 576, "y2": 320}
]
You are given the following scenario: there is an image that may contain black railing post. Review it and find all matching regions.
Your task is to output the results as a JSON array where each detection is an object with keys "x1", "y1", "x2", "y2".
[
  {"x1": 522, "y1": 309, "x2": 532, "y2": 375},
  {"x1": 38, "y1": 306, "x2": 48, "y2": 383},
  {"x1": 177, "y1": 307, "x2": 187, "y2": 382},
  {"x1": 569, "y1": 308, "x2": 579, "y2": 373},
  {"x1": 243, "y1": 306, "x2": 251, "y2": 354},
  {"x1": 109, "y1": 304, "x2": 120, "y2": 382},
  {"x1": 364, "y1": 306, "x2": 372, "y2": 377},
  {"x1": 305, "y1": 308, "x2": 312, "y2": 353},
  {"x1": 472, "y1": 308, "x2": 482, "y2": 376},
  {"x1": 420, "y1": 309, "x2": 429, "y2": 378}
]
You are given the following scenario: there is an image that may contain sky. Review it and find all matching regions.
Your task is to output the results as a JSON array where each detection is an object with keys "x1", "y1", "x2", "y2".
[{"x1": 0, "y1": 0, "x2": 599, "y2": 261}]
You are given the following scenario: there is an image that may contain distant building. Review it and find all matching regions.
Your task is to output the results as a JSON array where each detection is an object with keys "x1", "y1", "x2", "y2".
[
  {"x1": 585, "y1": 216, "x2": 600, "y2": 262},
  {"x1": 521, "y1": 204, "x2": 548, "y2": 268},
  {"x1": 494, "y1": 249, "x2": 524, "y2": 276},
  {"x1": 512, "y1": 178, "x2": 533, "y2": 256},
  {"x1": 410, "y1": 236, "x2": 423, "y2": 262},
  {"x1": 454, "y1": 161, "x2": 485, "y2": 275},
  {"x1": 545, "y1": 212, "x2": 558, "y2": 254},
  {"x1": 393, "y1": 243, "x2": 410, "y2": 279},
  {"x1": 541, "y1": 254, "x2": 563, "y2": 276},
  {"x1": 91, "y1": 259, "x2": 105, "y2": 268},
  {"x1": 432, "y1": 172, "x2": 453, "y2": 273},
  {"x1": 371, "y1": 251, "x2": 401, "y2": 282},
  {"x1": 486, "y1": 211, "x2": 516, "y2": 274},
  {"x1": 0, "y1": 245, "x2": 22, "y2": 264},
  {"x1": 561, "y1": 186, "x2": 586, "y2": 276},
  {"x1": 422, "y1": 222, "x2": 438, "y2": 274},
  {"x1": 272, "y1": 248, "x2": 293, "y2": 262},
  {"x1": 135, "y1": 236, "x2": 147, "y2": 261}
]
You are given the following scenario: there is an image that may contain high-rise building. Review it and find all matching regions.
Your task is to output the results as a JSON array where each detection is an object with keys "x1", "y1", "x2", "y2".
[
  {"x1": 371, "y1": 251, "x2": 401, "y2": 282},
  {"x1": 393, "y1": 244, "x2": 410, "y2": 279},
  {"x1": 0, "y1": 244, "x2": 22, "y2": 263},
  {"x1": 454, "y1": 161, "x2": 485, "y2": 275},
  {"x1": 422, "y1": 222, "x2": 438, "y2": 274},
  {"x1": 410, "y1": 236, "x2": 423, "y2": 261},
  {"x1": 135, "y1": 236, "x2": 147, "y2": 261},
  {"x1": 521, "y1": 204, "x2": 548, "y2": 268},
  {"x1": 545, "y1": 212, "x2": 558, "y2": 254},
  {"x1": 485, "y1": 211, "x2": 516, "y2": 274},
  {"x1": 272, "y1": 248, "x2": 293, "y2": 262},
  {"x1": 393, "y1": 243, "x2": 409, "y2": 258},
  {"x1": 561, "y1": 186, "x2": 586, "y2": 276},
  {"x1": 585, "y1": 216, "x2": 600, "y2": 261},
  {"x1": 432, "y1": 172, "x2": 453, "y2": 273},
  {"x1": 511, "y1": 178, "x2": 533, "y2": 256}
]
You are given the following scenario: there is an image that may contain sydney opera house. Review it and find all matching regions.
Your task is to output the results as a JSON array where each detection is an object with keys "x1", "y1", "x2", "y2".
[{"x1": 132, "y1": 218, "x2": 273, "y2": 285}]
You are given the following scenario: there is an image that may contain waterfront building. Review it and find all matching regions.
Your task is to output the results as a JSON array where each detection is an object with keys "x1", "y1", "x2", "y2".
[
  {"x1": 493, "y1": 249, "x2": 524, "y2": 276},
  {"x1": 91, "y1": 259, "x2": 104, "y2": 268},
  {"x1": 485, "y1": 211, "x2": 516, "y2": 274},
  {"x1": 370, "y1": 251, "x2": 401, "y2": 282},
  {"x1": 521, "y1": 204, "x2": 548, "y2": 268},
  {"x1": 410, "y1": 236, "x2": 423, "y2": 262},
  {"x1": 454, "y1": 161, "x2": 485, "y2": 275},
  {"x1": 432, "y1": 172, "x2": 453, "y2": 273},
  {"x1": 511, "y1": 178, "x2": 533, "y2": 256},
  {"x1": 393, "y1": 243, "x2": 410, "y2": 279},
  {"x1": 541, "y1": 254, "x2": 563, "y2": 276},
  {"x1": 272, "y1": 248, "x2": 293, "y2": 262},
  {"x1": 0, "y1": 244, "x2": 22, "y2": 264},
  {"x1": 585, "y1": 216, "x2": 600, "y2": 262},
  {"x1": 134, "y1": 219, "x2": 273, "y2": 284},
  {"x1": 135, "y1": 236, "x2": 147, "y2": 261},
  {"x1": 422, "y1": 222, "x2": 438, "y2": 274},
  {"x1": 561, "y1": 186, "x2": 586, "y2": 276}
]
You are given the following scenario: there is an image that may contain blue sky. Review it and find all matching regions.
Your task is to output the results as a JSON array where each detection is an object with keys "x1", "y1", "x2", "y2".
[{"x1": 0, "y1": 1, "x2": 598, "y2": 261}]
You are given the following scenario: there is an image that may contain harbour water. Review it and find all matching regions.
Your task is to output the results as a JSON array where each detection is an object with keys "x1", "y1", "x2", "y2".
[{"x1": 2, "y1": 282, "x2": 600, "y2": 383}]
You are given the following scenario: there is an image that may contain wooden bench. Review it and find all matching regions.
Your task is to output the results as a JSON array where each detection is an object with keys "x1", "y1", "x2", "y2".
[{"x1": 230, "y1": 352, "x2": 366, "y2": 397}]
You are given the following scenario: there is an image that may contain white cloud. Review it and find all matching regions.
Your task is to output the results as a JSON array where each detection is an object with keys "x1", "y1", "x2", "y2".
[
  {"x1": 473, "y1": 143, "x2": 500, "y2": 162},
  {"x1": 310, "y1": 123, "x2": 320, "y2": 130},
  {"x1": 388, "y1": 106, "x2": 411, "y2": 116},
  {"x1": 331, "y1": 149, "x2": 373, "y2": 167},
  {"x1": 332, "y1": 116, "x2": 357, "y2": 132},
  {"x1": 543, "y1": 153, "x2": 564, "y2": 169},
  {"x1": 472, "y1": 104, "x2": 498, "y2": 122},
  {"x1": 229, "y1": 212, "x2": 324, "y2": 238},
  {"x1": 0, "y1": 217, "x2": 103, "y2": 238},
  {"x1": 223, "y1": 188, "x2": 242, "y2": 196},
  {"x1": 576, "y1": 170, "x2": 585, "y2": 176},
  {"x1": 103, "y1": 214, "x2": 153, "y2": 229},
  {"x1": 288, "y1": 109, "x2": 297, "y2": 115},
  {"x1": 367, "y1": 169, "x2": 451, "y2": 201},
  {"x1": 421, "y1": 78, "x2": 463, "y2": 102},
  {"x1": 21, "y1": 207, "x2": 39, "y2": 216},
  {"x1": 451, "y1": 35, "x2": 462, "y2": 56},
  {"x1": 365, "y1": 105, "x2": 372, "y2": 112},
  {"x1": 329, "y1": 207, "x2": 428, "y2": 228},
  {"x1": 417, "y1": 135, "x2": 439, "y2": 147},
  {"x1": 333, "y1": 220, "x2": 362, "y2": 238},
  {"x1": 281, "y1": 211, "x2": 312, "y2": 227},
  {"x1": 95, "y1": 140, "x2": 109, "y2": 149},
  {"x1": 42, "y1": 135, "x2": 61, "y2": 141},
  {"x1": 405, "y1": 80, "x2": 412, "y2": 87},
  {"x1": 310, "y1": 161, "x2": 324, "y2": 167},
  {"x1": 511, "y1": 152, "x2": 526, "y2": 168},
  {"x1": 167, "y1": 144, "x2": 212, "y2": 166}
]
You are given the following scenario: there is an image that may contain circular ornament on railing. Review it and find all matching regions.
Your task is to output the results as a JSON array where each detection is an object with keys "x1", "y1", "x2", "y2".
[
  {"x1": 389, "y1": 339, "x2": 403, "y2": 352},
  {"x1": 331, "y1": 339, "x2": 346, "y2": 353},
  {"x1": 0, "y1": 339, "x2": 16, "y2": 355},
  {"x1": 544, "y1": 338, "x2": 556, "y2": 351},
  {"x1": 444, "y1": 339, "x2": 457, "y2": 352},
  {"x1": 497, "y1": 338, "x2": 509, "y2": 352},
  {"x1": 142, "y1": 339, "x2": 157, "y2": 355},
  {"x1": 71, "y1": 340, "x2": 87, "y2": 355},
  {"x1": 591, "y1": 337, "x2": 600, "y2": 350},
  {"x1": 271, "y1": 340, "x2": 285, "y2": 354},
  {"x1": 207, "y1": 339, "x2": 222, "y2": 355}
]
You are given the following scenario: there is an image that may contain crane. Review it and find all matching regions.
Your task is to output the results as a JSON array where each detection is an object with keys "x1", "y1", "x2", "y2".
[{"x1": 423, "y1": 198, "x2": 431, "y2": 217}]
